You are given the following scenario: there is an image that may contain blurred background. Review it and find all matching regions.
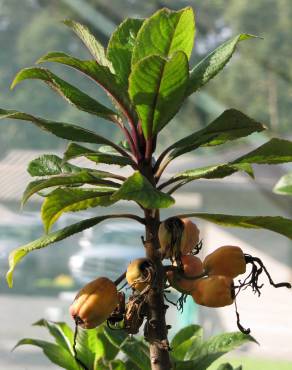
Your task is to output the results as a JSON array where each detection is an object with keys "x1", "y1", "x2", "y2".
[{"x1": 0, "y1": 0, "x2": 292, "y2": 369}]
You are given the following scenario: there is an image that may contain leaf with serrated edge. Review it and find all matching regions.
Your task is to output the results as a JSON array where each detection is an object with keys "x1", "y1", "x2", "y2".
[
  {"x1": 63, "y1": 19, "x2": 110, "y2": 67},
  {"x1": 112, "y1": 172, "x2": 174, "y2": 208},
  {"x1": 11, "y1": 67, "x2": 117, "y2": 121},
  {"x1": 0, "y1": 109, "x2": 123, "y2": 152},
  {"x1": 36, "y1": 51, "x2": 137, "y2": 122},
  {"x1": 6, "y1": 214, "x2": 126, "y2": 287},
  {"x1": 107, "y1": 18, "x2": 144, "y2": 86},
  {"x1": 132, "y1": 7, "x2": 194, "y2": 64},
  {"x1": 187, "y1": 34, "x2": 257, "y2": 95},
  {"x1": 22, "y1": 171, "x2": 120, "y2": 206},
  {"x1": 42, "y1": 188, "x2": 116, "y2": 233},
  {"x1": 63, "y1": 143, "x2": 132, "y2": 167},
  {"x1": 169, "y1": 109, "x2": 265, "y2": 159},
  {"x1": 273, "y1": 173, "x2": 292, "y2": 195},
  {"x1": 176, "y1": 213, "x2": 292, "y2": 240},
  {"x1": 129, "y1": 52, "x2": 189, "y2": 138}
]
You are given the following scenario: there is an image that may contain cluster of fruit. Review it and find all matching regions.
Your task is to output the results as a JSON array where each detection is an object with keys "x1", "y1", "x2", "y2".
[
  {"x1": 159, "y1": 217, "x2": 246, "y2": 308},
  {"x1": 70, "y1": 217, "x2": 290, "y2": 333}
]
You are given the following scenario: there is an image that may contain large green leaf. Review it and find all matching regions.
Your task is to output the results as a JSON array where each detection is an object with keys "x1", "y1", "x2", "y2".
[
  {"x1": 184, "y1": 332, "x2": 256, "y2": 369},
  {"x1": 28, "y1": 154, "x2": 81, "y2": 176},
  {"x1": 13, "y1": 339, "x2": 79, "y2": 370},
  {"x1": 75, "y1": 327, "x2": 98, "y2": 369},
  {"x1": 63, "y1": 143, "x2": 132, "y2": 167},
  {"x1": 112, "y1": 172, "x2": 174, "y2": 208},
  {"x1": 171, "y1": 325, "x2": 203, "y2": 361},
  {"x1": 169, "y1": 109, "x2": 265, "y2": 159},
  {"x1": 132, "y1": 7, "x2": 194, "y2": 64},
  {"x1": 41, "y1": 188, "x2": 116, "y2": 232},
  {"x1": 187, "y1": 34, "x2": 256, "y2": 95},
  {"x1": 0, "y1": 109, "x2": 123, "y2": 151},
  {"x1": 37, "y1": 52, "x2": 136, "y2": 122},
  {"x1": 273, "y1": 173, "x2": 292, "y2": 195},
  {"x1": 177, "y1": 213, "x2": 292, "y2": 240},
  {"x1": 63, "y1": 19, "x2": 110, "y2": 67},
  {"x1": 129, "y1": 52, "x2": 189, "y2": 138},
  {"x1": 95, "y1": 325, "x2": 119, "y2": 361},
  {"x1": 107, "y1": 18, "x2": 144, "y2": 86},
  {"x1": 104, "y1": 328, "x2": 150, "y2": 370},
  {"x1": 33, "y1": 319, "x2": 74, "y2": 354},
  {"x1": 233, "y1": 138, "x2": 292, "y2": 164},
  {"x1": 172, "y1": 335, "x2": 202, "y2": 361},
  {"x1": 171, "y1": 325, "x2": 203, "y2": 350},
  {"x1": 22, "y1": 170, "x2": 120, "y2": 206},
  {"x1": 176, "y1": 332, "x2": 255, "y2": 370},
  {"x1": 11, "y1": 67, "x2": 117, "y2": 121},
  {"x1": 6, "y1": 214, "x2": 120, "y2": 287}
]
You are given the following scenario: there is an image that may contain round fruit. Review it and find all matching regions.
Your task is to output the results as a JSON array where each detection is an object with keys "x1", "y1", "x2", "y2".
[
  {"x1": 126, "y1": 258, "x2": 153, "y2": 292},
  {"x1": 167, "y1": 255, "x2": 204, "y2": 294},
  {"x1": 159, "y1": 217, "x2": 200, "y2": 259},
  {"x1": 70, "y1": 277, "x2": 118, "y2": 329},
  {"x1": 203, "y1": 246, "x2": 246, "y2": 278},
  {"x1": 191, "y1": 275, "x2": 234, "y2": 307}
]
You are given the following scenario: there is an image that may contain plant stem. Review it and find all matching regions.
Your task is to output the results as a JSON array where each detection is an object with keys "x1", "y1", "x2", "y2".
[{"x1": 141, "y1": 158, "x2": 172, "y2": 369}]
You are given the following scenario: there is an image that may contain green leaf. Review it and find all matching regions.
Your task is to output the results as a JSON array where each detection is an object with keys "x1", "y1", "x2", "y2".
[
  {"x1": 107, "y1": 18, "x2": 144, "y2": 86},
  {"x1": 22, "y1": 170, "x2": 120, "y2": 206},
  {"x1": 171, "y1": 325, "x2": 203, "y2": 350},
  {"x1": 172, "y1": 335, "x2": 202, "y2": 361},
  {"x1": 171, "y1": 325, "x2": 203, "y2": 361},
  {"x1": 132, "y1": 7, "x2": 194, "y2": 64},
  {"x1": 11, "y1": 67, "x2": 117, "y2": 121},
  {"x1": 41, "y1": 188, "x2": 116, "y2": 232},
  {"x1": 95, "y1": 325, "x2": 119, "y2": 361},
  {"x1": 185, "y1": 332, "x2": 256, "y2": 368},
  {"x1": 233, "y1": 138, "x2": 292, "y2": 164},
  {"x1": 164, "y1": 163, "x2": 253, "y2": 191},
  {"x1": 178, "y1": 213, "x2": 292, "y2": 240},
  {"x1": 6, "y1": 214, "x2": 116, "y2": 287},
  {"x1": 104, "y1": 327, "x2": 151, "y2": 370},
  {"x1": 0, "y1": 108, "x2": 122, "y2": 150},
  {"x1": 176, "y1": 332, "x2": 255, "y2": 370},
  {"x1": 75, "y1": 327, "x2": 98, "y2": 369},
  {"x1": 187, "y1": 34, "x2": 256, "y2": 95},
  {"x1": 63, "y1": 143, "x2": 132, "y2": 167},
  {"x1": 37, "y1": 51, "x2": 136, "y2": 122},
  {"x1": 169, "y1": 109, "x2": 265, "y2": 158},
  {"x1": 28, "y1": 154, "x2": 81, "y2": 176},
  {"x1": 33, "y1": 319, "x2": 74, "y2": 354},
  {"x1": 273, "y1": 173, "x2": 292, "y2": 195},
  {"x1": 13, "y1": 339, "x2": 79, "y2": 370},
  {"x1": 63, "y1": 19, "x2": 110, "y2": 67},
  {"x1": 112, "y1": 172, "x2": 174, "y2": 208},
  {"x1": 129, "y1": 52, "x2": 189, "y2": 138}
]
